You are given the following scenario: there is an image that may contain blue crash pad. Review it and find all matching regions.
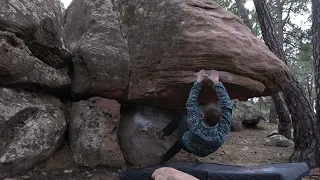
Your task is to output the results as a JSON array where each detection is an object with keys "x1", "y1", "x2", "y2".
[{"x1": 120, "y1": 161, "x2": 309, "y2": 180}]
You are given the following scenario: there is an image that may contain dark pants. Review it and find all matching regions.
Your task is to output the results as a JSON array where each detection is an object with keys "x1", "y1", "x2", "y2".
[{"x1": 161, "y1": 111, "x2": 189, "y2": 163}]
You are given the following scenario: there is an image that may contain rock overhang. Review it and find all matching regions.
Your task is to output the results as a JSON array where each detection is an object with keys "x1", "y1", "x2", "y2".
[
  {"x1": 64, "y1": 0, "x2": 292, "y2": 109},
  {"x1": 118, "y1": 0, "x2": 291, "y2": 108}
]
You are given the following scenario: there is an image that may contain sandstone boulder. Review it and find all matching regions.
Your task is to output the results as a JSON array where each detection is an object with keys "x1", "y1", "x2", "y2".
[
  {"x1": 69, "y1": 97, "x2": 125, "y2": 167},
  {"x1": 118, "y1": 106, "x2": 196, "y2": 166},
  {"x1": 116, "y1": 0, "x2": 291, "y2": 108},
  {"x1": 205, "y1": 100, "x2": 262, "y2": 131},
  {"x1": 118, "y1": 106, "x2": 177, "y2": 166},
  {"x1": 64, "y1": 0, "x2": 130, "y2": 99},
  {"x1": 231, "y1": 118, "x2": 243, "y2": 132},
  {"x1": 0, "y1": 31, "x2": 71, "y2": 93},
  {"x1": 0, "y1": 0, "x2": 70, "y2": 68},
  {"x1": 232, "y1": 100, "x2": 263, "y2": 127},
  {"x1": 0, "y1": 88, "x2": 67, "y2": 178}
]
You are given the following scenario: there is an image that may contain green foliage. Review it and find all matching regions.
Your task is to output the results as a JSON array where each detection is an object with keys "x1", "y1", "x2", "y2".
[
  {"x1": 216, "y1": 0, "x2": 261, "y2": 35},
  {"x1": 217, "y1": 0, "x2": 313, "y2": 108},
  {"x1": 59, "y1": 0, "x2": 66, "y2": 11},
  {"x1": 288, "y1": 30, "x2": 314, "y2": 103},
  {"x1": 216, "y1": 0, "x2": 239, "y2": 15},
  {"x1": 249, "y1": 9, "x2": 261, "y2": 36}
]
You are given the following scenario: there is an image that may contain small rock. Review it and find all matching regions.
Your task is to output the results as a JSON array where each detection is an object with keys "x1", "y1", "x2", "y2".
[
  {"x1": 22, "y1": 175, "x2": 30, "y2": 179},
  {"x1": 266, "y1": 134, "x2": 294, "y2": 147},
  {"x1": 240, "y1": 140, "x2": 249, "y2": 144},
  {"x1": 93, "y1": 169, "x2": 97, "y2": 172},
  {"x1": 87, "y1": 174, "x2": 93, "y2": 178},
  {"x1": 85, "y1": 171, "x2": 90, "y2": 175},
  {"x1": 241, "y1": 146, "x2": 249, "y2": 151},
  {"x1": 64, "y1": 169, "x2": 73, "y2": 174},
  {"x1": 4, "y1": 178, "x2": 16, "y2": 180},
  {"x1": 118, "y1": 169, "x2": 122, "y2": 173},
  {"x1": 42, "y1": 172, "x2": 48, "y2": 175},
  {"x1": 267, "y1": 130, "x2": 279, "y2": 137}
]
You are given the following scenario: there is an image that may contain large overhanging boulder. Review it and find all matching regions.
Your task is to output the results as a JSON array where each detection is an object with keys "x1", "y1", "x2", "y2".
[
  {"x1": 116, "y1": 0, "x2": 291, "y2": 108},
  {"x1": 0, "y1": 0, "x2": 70, "y2": 68},
  {"x1": 64, "y1": 0, "x2": 291, "y2": 108}
]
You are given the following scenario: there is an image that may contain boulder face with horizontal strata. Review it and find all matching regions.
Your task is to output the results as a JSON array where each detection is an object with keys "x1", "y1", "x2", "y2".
[
  {"x1": 115, "y1": 0, "x2": 291, "y2": 108},
  {"x1": 63, "y1": 0, "x2": 292, "y2": 108}
]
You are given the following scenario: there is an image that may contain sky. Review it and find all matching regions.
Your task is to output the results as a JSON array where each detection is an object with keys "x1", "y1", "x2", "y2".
[
  {"x1": 60, "y1": 0, "x2": 310, "y2": 30},
  {"x1": 245, "y1": 1, "x2": 311, "y2": 30},
  {"x1": 61, "y1": 0, "x2": 72, "y2": 8}
]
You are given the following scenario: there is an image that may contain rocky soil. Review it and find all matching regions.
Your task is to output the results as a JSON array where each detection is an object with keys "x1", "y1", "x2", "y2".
[{"x1": 9, "y1": 121, "x2": 306, "y2": 180}]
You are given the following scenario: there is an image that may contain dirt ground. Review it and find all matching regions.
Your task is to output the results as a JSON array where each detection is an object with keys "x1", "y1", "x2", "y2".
[
  {"x1": 10, "y1": 121, "x2": 317, "y2": 180},
  {"x1": 199, "y1": 121, "x2": 293, "y2": 166}
]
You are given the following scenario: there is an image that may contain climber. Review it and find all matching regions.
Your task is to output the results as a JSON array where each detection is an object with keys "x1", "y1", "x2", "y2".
[{"x1": 157, "y1": 69, "x2": 233, "y2": 163}]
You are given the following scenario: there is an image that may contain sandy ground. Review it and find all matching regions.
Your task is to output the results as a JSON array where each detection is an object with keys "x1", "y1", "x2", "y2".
[
  {"x1": 10, "y1": 121, "x2": 318, "y2": 180},
  {"x1": 199, "y1": 121, "x2": 293, "y2": 166}
]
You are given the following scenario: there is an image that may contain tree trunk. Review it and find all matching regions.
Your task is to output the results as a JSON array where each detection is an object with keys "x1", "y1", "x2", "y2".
[
  {"x1": 308, "y1": 72, "x2": 314, "y2": 106},
  {"x1": 312, "y1": 0, "x2": 320, "y2": 127},
  {"x1": 272, "y1": 94, "x2": 292, "y2": 139},
  {"x1": 235, "y1": 0, "x2": 254, "y2": 34},
  {"x1": 235, "y1": 0, "x2": 292, "y2": 139},
  {"x1": 273, "y1": 0, "x2": 291, "y2": 139},
  {"x1": 275, "y1": 0, "x2": 284, "y2": 46},
  {"x1": 258, "y1": 97, "x2": 262, "y2": 110},
  {"x1": 268, "y1": 101, "x2": 278, "y2": 124},
  {"x1": 254, "y1": 0, "x2": 320, "y2": 168}
]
